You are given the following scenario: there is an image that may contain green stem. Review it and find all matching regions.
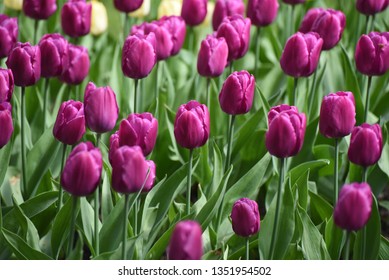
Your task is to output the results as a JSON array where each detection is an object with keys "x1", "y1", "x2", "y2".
[
  {"x1": 123, "y1": 14, "x2": 129, "y2": 42},
  {"x1": 246, "y1": 238, "x2": 250, "y2": 260},
  {"x1": 57, "y1": 143, "x2": 67, "y2": 212},
  {"x1": 134, "y1": 199, "x2": 139, "y2": 235},
  {"x1": 361, "y1": 167, "x2": 368, "y2": 259},
  {"x1": 229, "y1": 61, "x2": 234, "y2": 75},
  {"x1": 293, "y1": 77, "x2": 299, "y2": 106},
  {"x1": 133, "y1": 79, "x2": 138, "y2": 113},
  {"x1": 33, "y1": 20, "x2": 39, "y2": 44},
  {"x1": 365, "y1": 16, "x2": 370, "y2": 35},
  {"x1": 308, "y1": 69, "x2": 318, "y2": 118},
  {"x1": 43, "y1": 78, "x2": 50, "y2": 131},
  {"x1": 364, "y1": 76, "x2": 372, "y2": 123},
  {"x1": 122, "y1": 194, "x2": 130, "y2": 260},
  {"x1": 94, "y1": 133, "x2": 101, "y2": 257},
  {"x1": 344, "y1": 231, "x2": 351, "y2": 260},
  {"x1": 269, "y1": 157, "x2": 285, "y2": 260},
  {"x1": 371, "y1": 15, "x2": 376, "y2": 32},
  {"x1": 225, "y1": 115, "x2": 236, "y2": 171},
  {"x1": 334, "y1": 138, "x2": 339, "y2": 205},
  {"x1": 67, "y1": 196, "x2": 78, "y2": 258},
  {"x1": 188, "y1": 26, "x2": 194, "y2": 52},
  {"x1": 186, "y1": 149, "x2": 194, "y2": 216},
  {"x1": 0, "y1": 195, "x2": 3, "y2": 229},
  {"x1": 21, "y1": 87, "x2": 27, "y2": 198},
  {"x1": 206, "y1": 78, "x2": 211, "y2": 110},
  {"x1": 254, "y1": 27, "x2": 261, "y2": 77},
  {"x1": 155, "y1": 62, "x2": 159, "y2": 101},
  {"x1": 290, "y1": 5, "x2": 295, "y2": 39}
]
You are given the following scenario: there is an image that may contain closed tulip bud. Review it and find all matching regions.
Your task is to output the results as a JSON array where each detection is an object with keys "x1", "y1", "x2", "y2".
[
  {"x1": 247, "y1": 0, "x2": 279, "y2": 27},
  {"x1": 0, "y1": 69, "x2": 14, "y2": 103},
  {"x1": 174, "y1": 100, "x2": 210, "y2": 149},
  {"x1": 230, "y1": 198, "x2": 260, "y2": 237},
  {"x1": 319, "y1": 91, "x2": 356, "y2": 138},
  {"x1": 212, "y1": 0, "x2": 244, "y2": 30},
  {"x1": 38, "y1": 33, "x2": 69, "y2": 78},
  {"x1": 299, "y1": 8, "x2": 345, "y2": 50},
  {"x1": 84, "y1": 82, "x2": 119, "y2": 133},
  {"x1": 114, "y1": 0, "x2": 143, "y2": 13},
  {"x1": 91, "y1": 0, "x2": 108, "y2": 36},
  {"x1": 283, "y1": 0, "x2": 305, "y2": 5},
  {"x1": 109, "y1": 131, "x2": 119, "y2": 164},
  {"x1": 159, "y1": 16, "x2": 186, "y2": 56},
  {"x1": 197, "y1": 35, "x2": 228, "y2": 77},
  {"x1": 23, "y1": 0, "x2": 57, "y2": 20},
  {"x1": 4, "y1": 0, "x2": 23, "y2": 11},
  {"x1": 181, "y1": 0, "x2": 207, "y2": 26},
  {"x1": 111, "y1": 146, "x2": 156, "y2": 193},
  {"x1": 348, "y1": 123, "x2": 383, "y2": 167},
  {"x1": 216, "y1": 15, "x2": 251, "y2": 61},
  {"x1": 0, "y1": 15, "x2": 18, "y2": 59},
  {"x1": 357, "y1": 0, "x2": 389, "y2": 16},
  {"x1": 265, "y1": 105, "x2": 306, "y2": 158},
  {"x1": 61, "y1": 142, "x2": 102, "y2": 196},
  {"x1": 334, "y1": 183, "x2": 372, "y2": 231},
  {"x1": 6, "y1": 42, "x2": 41, "y2": 87},
  {"x1": 355, "y1": 32, "x2": 389, "y2": 76},
  {"x1": 60, "y1": 44, "x2": 90, "y2": 85},
  {"x1": 0, "y1": 102, "x2": 14, "y2": 149},
  {"x1": 130, "y1": 0, "x2": 151, "y2": 18},
  {"x1": 53, "y1": 100, "x2": 86, "y2": 145},
  {"x1": 118, "y1": 112, "x2": 158, "y2": 156},
  {"x1": 167, "y1": 220, "x2": 203, "y2": 260},
  {"x1": 158, "y1": 0, "x2": 182, "y2": 18},
  {"x1": 122, "y1": 33, "x2": 156, "y2": 79},
  {"x1": 61, "y1": 0, "x2": 92, "y2": 38},
  {"x1": 280, "y1": 32, "x2": 323, "y2": 78},
  {"x1": 219, "y1": 70, "x2": 255, "y2": 114}
]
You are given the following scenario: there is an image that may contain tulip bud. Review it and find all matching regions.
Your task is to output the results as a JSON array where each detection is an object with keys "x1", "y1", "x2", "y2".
[
  {"x1": 91, "y1": 0, "x2": 108, "y2": 36},
  {"x1": 334, "y1": 183, "x2": 373, "y2": 231},
  {"x1": 114, "y1": 0, "x2": 143, "y2": 13},
  {"x1": 319, "y1": 91, "x2": 356, "y2": 138},
  {"x1": 4, "y1": 0, "x2": 23, "y2": 11},
  {"x1": 118, "y1": 112, "x2": 158, "y2": 156},
  {"x1": 167, "y1": 220, "x2": 203, "y2": 260},
  {"x1": 111, "y1": 146, "x2": 156, "y2": 193},
  {"x1": 61, "y1": 0, "x2": 92, "y2": 38},
  {"x1": 283, "y1": 0, "x2": 306, "y2": 5},
  {"x1": 159, "y1": 16, "x2": 186, "y2": 56},
  {"x1": 0, "y1": 102, "x2": 14, "y2": 149},
  {"x1": 299, "y1": 8, "x2": 345, "y2": 50},
  {"x1": 197, "y1": 35, "x2": 228, "y2": 77},
  {"x1": 84, "y1": 82, "x2": 119, "y2": 133},
  {"x1": 109, "y1": 131, "x2": 119, "y2": 164},
  {"x1": 247, "y1": 0, "x2": 279, "y2": 27},
  {"x1": 356, "y1": 0, "x2": 389, "y2": 16},
  {"x1": 212, "y1": 0, "x2": 245, "y2": 30},
  {"x1": 265, "y1": 104, "x2": 306, "y2": 158},
  {"x1": 219, "y1": 70, "x2": 255, "y2": 115},
  {"x1": 130, "y1": 0, "x2": 151, "y2": 18},
  {"x1": 216, "y1": 15, "x2": 251, "y2": 61},
  {"x1": 230, "y1": 198, "x2": 260, "y2": 237},
  {"x1": 23, "y1": 0, "x2": 57, "y2": 20},
  {"x1": 0, "y1": 68, "x2": 14, "y2": 103},
  {"x1": 6, "y1": 42, "x2": 41, "y2": 87},
  {"x1": 38, "y1": 33, "x2": 69, "y2": 78},
  {"x1": 60, "y1": 44, "x2": 90, "y2": 85},
  {"x1": 122, "y1": 33, "x2": 157, "y2": 79},
  {"x1": 61, "y1": 142, "x2": 102, "y2": 196},
  {"x1": 53, "y1": 100, "x2": 86, "y2": 145},
  {"x1": 355, "y1": 32, "x2": 389, "y2": 76},
  {"x1": 0, "y1": 15, "x2": 18, "y2": 59},
  {"x1": 280, "y1": 32, "x2": 323, "y2": 78},
  {"x1": 348, "y1": 123, "x2": 383, "y2": 167},
  {"x1": 174, "y1": 100, "x2": 210, "y2": 149},
  {"x1": 158, "y1": 0, "x2": 182, "y2": 18},
  {"x1": 181, "y1": 0, "x2": 207, "y2": 26}
]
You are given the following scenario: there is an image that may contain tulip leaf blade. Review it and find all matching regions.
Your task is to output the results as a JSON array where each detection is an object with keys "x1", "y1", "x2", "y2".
[
  {"x1": 0, "y1": 139, "x2": 13, "y2": 187},
  {"x1": 379, "y1": 236, "x2": 389, "y2": 260},
  {"x1": 289, "y1": 159, "x2": 330, "y2": 187},
  {"x1": 324, "y1": 216, "x2": 345, "y2": 260}
]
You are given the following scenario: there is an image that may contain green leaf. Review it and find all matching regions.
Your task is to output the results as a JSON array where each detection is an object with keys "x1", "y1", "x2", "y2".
[
  {"x1": 379, "y1": 236, "x2": 389, "y2": 260},
  {"x1": 79, "y1": 197, "x2": 99, "y2": 256},
  {"x1": 325, "y1": 217, "x2": 345, "y2": 260},
  {"x1": 93, "y1": 236, "x2": 138, "y2": 260},
  {"x1": 293, "y1": 169, "x2": 309, "y2": 211},
  {"x1": 309, "y1": 190, "x2": 333, "y2": 224},
  {"x1": 256, "y1": 85, "x2": 270, "y2": 126},
  {"x1": 379, "y1": 201, "x2": 389, "y2": 211},
  {"x1": 0, "y1": 140, "x2": 13, "y2": 186},
  {"x1": 205, "y1": 141, "x2": 223, "y2": 198},
  {"x1": 289, "y1": 160, "x2": 330, "y2": 187}
]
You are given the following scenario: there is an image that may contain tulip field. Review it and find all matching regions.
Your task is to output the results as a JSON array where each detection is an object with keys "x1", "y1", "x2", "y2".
[{"x1": 1, "y1": 0, "x2": 389, "y2": 261}]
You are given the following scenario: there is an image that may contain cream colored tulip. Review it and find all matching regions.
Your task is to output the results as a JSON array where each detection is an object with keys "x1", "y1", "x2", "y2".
[
  {"x1": 4, "y1": 0, "x2": 23, "y2": 11},
  {"x1": 200, "y1": 1, "x2": 214, "y2": 28},
  {"x1": 157, "y1": 0, "x2": 182, "y2": 19},
  {"x1": 91, "y1": 0, "x2": 108, "y2": 36},
  {"x1": 129, "y1": 0, "x2": 150, "y2": 18}
]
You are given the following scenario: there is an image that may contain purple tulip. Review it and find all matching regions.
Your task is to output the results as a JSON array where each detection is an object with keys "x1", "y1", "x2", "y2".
[
  {"x1": 109, "y1": 131, "x2": 119, "y2": 164},
  {"x1": 283, "y1": 0, "x2": 306, "y2": 5},
  {"x1": 167, "y1": 220, "x2": 203, "y2": 260},
  {"x1": 355, "y1": 32, "x2": 389, "y2": 76},
  {"x1": 197, "y1": 35, "x2": 228, "y2": 77},
  {"x1": 181, "y1": 0, "x2": 207, "y2": 26},
  {"x1": 348, "y1": 123, "x2": 383, "y2": 167},
  {"x1": 334, "y1": 183, "x2": 373, "y2": 231},
  {"x1": 356, "y1": 0, "x2": 389, "y2": 16},
  {"x1": 23, "y1": 0, "x2": 57, "y2": 20},
  {"x1": 319, "y1": 91, "x2": 356, "y2": 138},
  {"x1": 265, "y1": 104, "x2": 306, "y2": 158},
  {"x1": 0, "y1": 68, "x2": 14, "y2": 102},
  {"x1": 61, "y1": 0, "x2": 92, "y2": 38},
  {"x1": 212, "y1": 0, "x2": 245, "y2": 30},
  {"x1": 230, "y1": 198, "x2": 260, "y2": 237},
  {"x1": 122, "y1": 33, "x2": 157, "y2": 79},
  {"x1": 299, "y1": 8, "x2": 346, "y2": 50},
  {"x1": 84, "y1": 82, "x2": 119, "y2": 134},
  {"x1": 6, "y1": 42, "x2": 41, "y2": 87},
  {"x1": 247, "y1": 0, "x2": 279, "y2": 27},
  {"x1": 0, "y1": 102, "x2": 13, "y2": 149},
  {"x1": 60, "y1": 44, "x2": 90, "y2": 85},
  {"x1": 53, "y1": 100, "x2": 86, "y2": 145},
  {"x1": 0, "y1": 15, "x2": 18, "y2": 59},
  {"x1": 114, "y1": 0, "x2": 143, "y2": 13},
  {"x1": 216, "y1": 15, "x2": 251, "y2": 61},
  {"x1": 280, "y1": 32, "x2": 323, "y2": 78},
  {"x1": 111, "y1": 146, "x2": 156, "y2": 193},
  {"x1": 118, "y1": 112, "x2": 158, "y2": 156},
  {"x1": 174, "y1": 100, "x2": 210, "y2": 149},
  {"x1": 219, "y1": 70, "x2": 255, "y2": 115},
  {"x1": 159, "y1": 16, "x2": 186, "y2": 56},
  {"x1": 38, "y1": 33, "x2": 69, "y2": 78},
  {"x1": 61, "y1": 142, "x2": 102, "y2": 196}
]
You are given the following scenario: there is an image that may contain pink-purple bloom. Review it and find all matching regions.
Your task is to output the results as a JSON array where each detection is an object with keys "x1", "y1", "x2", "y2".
[
  {"x1": 197, "y1": 35, "x2": 229, "y2": 77},
  {"x1": 212, "y1": 0, "x2": 245, "y2": 30},
  {"x1": 247, "y1": 0, "x2": 279, "y2": 27},
  {"x1": 231, "y1": 198, "x2": 260, "y2": 237},
  {"x1": 0, "y1": 15, "x2": 18, "y2": 59},
  {"x1": 61, "y1": 0, "x2": 92, "y2": 38}
]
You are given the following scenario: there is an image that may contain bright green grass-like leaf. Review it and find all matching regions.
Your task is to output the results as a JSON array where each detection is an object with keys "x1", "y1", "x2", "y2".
[{"x1": 325, "y1": 217, "x2": 345, "y2": 260}]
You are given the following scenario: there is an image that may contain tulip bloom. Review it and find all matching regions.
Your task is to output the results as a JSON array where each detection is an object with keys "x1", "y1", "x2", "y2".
[
  {"x1": 231, "y1": 198, "x2": 260, "y2": 237},
  {"x1": 109, "y1": 132, "x2": 120, "y2": 164},
  {"x1": 283, "y1": 0, "x2": 305, "y2": 4},
  {"x1": 61, "y1": 0, "x2": 92, "y2": 38},
  {"x1": 158, "y1": 0, "x2": 182, "y2": 18},
  {"x1": 167, "y1": 220, "x2": 203, "y2": 260},
  {"x1": 91, "y1": 0, "x2": 108, "y2": 36},
  {"x1": 23, "y1": 0, "x2": 57, "y2": 20},
  {"x1": 0, "y1": 102, "x2": 14, "y2": 149},
  {"x1": 181, "y1": 0, "x2": 207, "y2": 26},
  {"x1": 247, "y1": 0, "x2": 279, "y2": 27},
  {"x1": 334, "y1": 183, "x2": 373, "y2": 231},
  {"x1": 130, "y1": 0, "x2": 151, "y2": 18},
  {"x1": 197, "y1": 35, "x2": 228, "y2": 77},
  {"x1": 0, "y1": 15, "x2": 18, "y2": 59},
  {"x1": 84, "y1": 82, "x2": 119, "y2": 134},
  {"x1": 348, "y1": 123, "x2": 383, "y2": 167},
  {"x1": 4, "y1": 0, "x2": 23, "y2": 10},
  {"x1": 0, "y1": 68, "x2": 14, "y2": 103},
  {"x1": 212, "y1": 0, "x2": 245, "y2": 30},
  {"x1": 114, "y1": 0, "x2": 143, "y2": 13},
  {"x1": 60, "y1": 44, "x2": 90, "y2": 85},
  {"x1": 159, "y1": 16, "x2": 186, "y2": 56},
  {"x1": 356, "y1": 0, "x2": 389, "y2": 16}
]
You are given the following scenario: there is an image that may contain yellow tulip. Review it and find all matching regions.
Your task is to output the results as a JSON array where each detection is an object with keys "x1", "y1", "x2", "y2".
[
  {"x1": 200, "y1": 1, "x2": 215, "y2": 28},
  {"x1": 4, "y1": 0, "x2": 23, "y2": 11},
  {"x1": 129, "y1": 0, "x2": 150, "y2": 18},
  {"x1": 91, "y1": 0, "x2": 108, "y2": 36},
  {"x1": 157, "y1": 0, "x2": 182, "y2": 19}
]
